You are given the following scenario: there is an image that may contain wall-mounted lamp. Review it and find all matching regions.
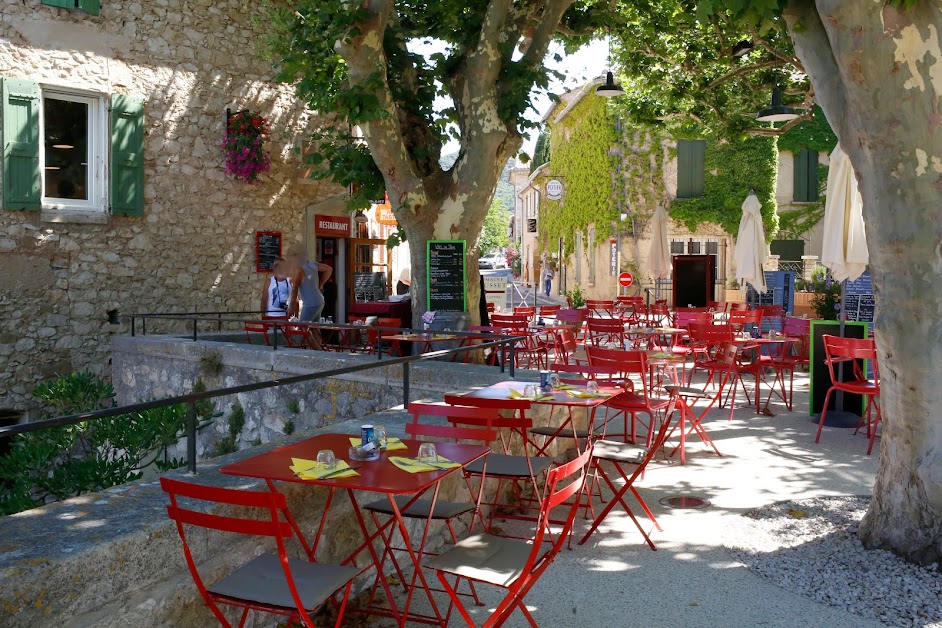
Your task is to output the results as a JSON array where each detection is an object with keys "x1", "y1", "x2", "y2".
[
  {"x1": 731, "y1": 40, "x2": 754, "y2": 58},
  {"x1": 353, "y1": 210, "x2": 369, "y2": 224}
]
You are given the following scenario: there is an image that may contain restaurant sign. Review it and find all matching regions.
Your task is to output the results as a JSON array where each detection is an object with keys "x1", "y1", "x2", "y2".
[{"x1": 314, "y1": 214, "x2": 352, "y2": 237}]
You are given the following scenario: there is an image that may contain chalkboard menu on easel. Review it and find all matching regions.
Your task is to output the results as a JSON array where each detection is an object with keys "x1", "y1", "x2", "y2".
[
  {"x1": 843, "y1": 271, "x2": 875, "y2": 323},
  {"x1": 255, "y1": 231, "x2": 282, "y2": 272},
  {"x1": 746, "y1": 271, "x2": 795, "y2": 332},
  {"x1": 427, "y1": 240, "x2": 467, "y2": 312},
  {"x1": 353, "y1": 272, "x2": 387, "y2": 302}
]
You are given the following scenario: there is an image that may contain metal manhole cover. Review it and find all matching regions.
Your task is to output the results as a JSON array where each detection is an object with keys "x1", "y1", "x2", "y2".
[{"x1": 659, "y1": 495, "x2": 711, "y2": 509}]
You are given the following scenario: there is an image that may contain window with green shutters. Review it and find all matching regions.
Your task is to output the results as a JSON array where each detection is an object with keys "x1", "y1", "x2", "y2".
[
  {"x1": 1, "y1": 77, "x2": 144, "y2": 215},
  {"x1": 676, "y1": 139, "x2": 706, "y2": 199},
  {"x1": 41, "y1": 0, "x2": 100, "y2": 16},
  {"x1": 793, "y1": 148, "x2": 819, "y2": 202}
]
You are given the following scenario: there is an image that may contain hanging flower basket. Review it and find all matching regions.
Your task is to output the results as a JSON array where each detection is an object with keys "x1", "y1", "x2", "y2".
[{"x1": 222, "y1": 110, "x2": 271, "y2": 184}]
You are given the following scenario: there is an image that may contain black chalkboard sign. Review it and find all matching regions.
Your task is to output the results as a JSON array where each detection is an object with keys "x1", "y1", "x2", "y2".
[
  {"x1": 256, "y1": 231, "x2": 282, "y2": 273},
  {"x1": 427, "y1": 240, "x2": 467, "y2": 312},
  {"x1": 353, "y1": 272, "x2": 387, "y2": 302},
  {"x1": 843, "y1": 271, "x2": 875, "y2": 323}
]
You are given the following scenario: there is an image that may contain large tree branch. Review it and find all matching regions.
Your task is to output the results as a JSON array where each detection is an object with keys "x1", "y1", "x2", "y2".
[
  {"x1": 707, "y1": 59, "x2": 788, "y2": 90},
  {"x1": 521, "y1": 0, "x2": 574, "y2": 67}
]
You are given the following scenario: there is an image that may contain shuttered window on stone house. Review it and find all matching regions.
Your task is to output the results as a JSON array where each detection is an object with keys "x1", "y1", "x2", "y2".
[
  {"x1": 676, "y1": 139, "x2": 706, "y2": 199},
  {"x1": 1, "y1": 78, "x2": 144, "y2": 215},
  {"x1": 793, "y1": 148, "x2": 819, "y2": 202},
  {"x1": 41, "y1": 0, "x2": 100, "y2": 16}
]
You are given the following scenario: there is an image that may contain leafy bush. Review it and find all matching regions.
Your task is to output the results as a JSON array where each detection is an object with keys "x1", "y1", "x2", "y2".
[
  {"x1": 0, "y1": 373, "x2": 218, "y2": 516},
  {"x1": 211, "y1": 401, "x2": 245, "y2": 457},
  {"x1": 564, "y1": 285, "x2": 586, "y2": 309},
  {"x1": 806, "y1": 265, "x2": 842, "y2": 319}
]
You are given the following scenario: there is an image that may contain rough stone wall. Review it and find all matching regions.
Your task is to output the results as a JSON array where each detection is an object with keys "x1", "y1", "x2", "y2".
[{"x1": 0, "y1": 1, "x2": 340, "y2": 415}]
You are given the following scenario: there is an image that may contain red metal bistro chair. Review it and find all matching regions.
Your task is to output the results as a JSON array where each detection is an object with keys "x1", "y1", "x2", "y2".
[
  {"x1": 161, "y1": 477, "x2": 361, "y2": 628},
  {"x1": 550, "y1": 328, "x2": 586, "y2": 366},
  {"x1": 427, "y1": 446, "x2": 593, "y2": 628},
  {"x1": 815, "y1": 335, "x2": 882, "y2": 454},
  {"x1": 758, "y1": 316, "x2": 811, "y2": 411},
  {"x1": 538, "y1": 304, "x2": 561, "y2": 317},
  {"x1": 579, "y1": 415, "x2": 673, "y2": 550},
  {"x1": 585, "y1": 299, "x2": 615, "y2": 317},
  {"x1": 585, "y1": 317, "x2": 627, "y2": 347},
  {"x1": 244, "y1": 321, "x2": 273, "y2": 346}
]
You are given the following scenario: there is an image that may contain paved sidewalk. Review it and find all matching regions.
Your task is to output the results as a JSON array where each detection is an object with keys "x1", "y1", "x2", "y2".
[{"x1": 398, "y1": 370, "x2": 882, "y2": 627}]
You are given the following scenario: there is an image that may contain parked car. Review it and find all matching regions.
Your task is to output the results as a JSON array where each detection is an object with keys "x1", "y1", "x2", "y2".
[{"x1": 478, "y1": 255, "x2": 507, "y2": 270}]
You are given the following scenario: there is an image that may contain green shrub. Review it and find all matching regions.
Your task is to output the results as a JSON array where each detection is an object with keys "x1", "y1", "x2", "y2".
[
  {"x1": 0, "y1": 373, "x2": 218, "y2": 516},
  {"x1": 563, "y1": 285, "x2": 586, "y2": 309}
]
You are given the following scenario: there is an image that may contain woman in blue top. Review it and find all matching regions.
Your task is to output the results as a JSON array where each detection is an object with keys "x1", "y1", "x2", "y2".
[{"x1": 286, "y1": 243, "x2": 332, "y2": 322}]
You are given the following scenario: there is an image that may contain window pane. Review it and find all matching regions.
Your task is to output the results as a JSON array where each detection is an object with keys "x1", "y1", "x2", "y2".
[
  {"x1": 670, "y1": 241, "x2": 685, "y2": 255},
  {"x1": 688, "y1": 241, "x2": 701, "y2": 255},
  {"x1": 44, "y1": 97, "x2": 88, "y2": 200},
  {"x1": 706, "y1": 241, "x2": 718, "y2": 255}
]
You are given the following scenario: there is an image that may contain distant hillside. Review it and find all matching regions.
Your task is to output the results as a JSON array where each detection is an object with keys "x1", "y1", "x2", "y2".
[{"x1": 441, "y1": 153, "x2": 515, "y2": 210}]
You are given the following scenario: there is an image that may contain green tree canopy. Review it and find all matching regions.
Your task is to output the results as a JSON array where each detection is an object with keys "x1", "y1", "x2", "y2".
[{"x1": 479, "y1": 197, "x2": 511, "y2": 254}]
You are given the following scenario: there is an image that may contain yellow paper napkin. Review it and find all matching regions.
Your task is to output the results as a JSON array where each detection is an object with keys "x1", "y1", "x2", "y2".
[
  {"x1": 508, "y1": 388, "x2": 524, "y2": 398},
  {"x1": 290, "y1": 457, "x2": 359, "y2": 480},
  {"x1": 389, "y1": 456, "x2": 461, "y2": 473},
  {"x1": 347, "y1": 436, "x2": 408, "y2": 451},
  {"x1": 553, "y1": 383, "x2": 577, "y2": 390},
  {"x1": 566, "y1": 390, "x2": 608, "y2": 399}
]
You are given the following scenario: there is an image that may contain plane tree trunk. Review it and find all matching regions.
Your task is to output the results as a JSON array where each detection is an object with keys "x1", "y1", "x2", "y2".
[{"x1": 786, "y1": 0, "x2": 942, "y2": 564}]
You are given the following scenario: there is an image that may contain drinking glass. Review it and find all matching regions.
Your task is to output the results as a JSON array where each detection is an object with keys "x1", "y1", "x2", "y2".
[
  {"x1": 586, "y1": 380, "x2": 599, "y2": 394},
  {"x1": 523, "y1": 384, "x2": 538, "y2": 399},
  {"x1": 548, "y1": 373, "x2": 561, "y2": 389},
  {"x1": 316, "y1": 449, "x2": 336, "y2": 470},
  {"x1": 417, "y1": 442, "x2": 438, "y2": 463},
  {"x1": 374, "y1": 424, "x2": 388, "y2": 450}
]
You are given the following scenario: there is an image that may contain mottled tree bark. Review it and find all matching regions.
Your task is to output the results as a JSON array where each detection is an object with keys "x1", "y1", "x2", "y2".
[{"x1": 786, "y1": 0, "x2": 942, "y2": 564}]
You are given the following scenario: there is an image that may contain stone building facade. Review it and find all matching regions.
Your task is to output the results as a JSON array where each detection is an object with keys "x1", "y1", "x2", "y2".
[{"x1": 0, "y1": 1, "x2": 339, "y2": 414}]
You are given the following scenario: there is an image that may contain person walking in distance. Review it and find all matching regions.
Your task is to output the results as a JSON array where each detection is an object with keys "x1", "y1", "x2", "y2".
[
  {"x1": 541, "y1": 262, "x2": 555, "y2": 298},
  {"x1": 286, "y1": 242, "x2": 332, "y2": 322}
]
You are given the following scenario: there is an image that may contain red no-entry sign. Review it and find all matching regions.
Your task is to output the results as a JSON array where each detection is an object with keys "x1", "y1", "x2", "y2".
[{"x1": 618, "y1": 272, "x2": 634, "y2": 287}]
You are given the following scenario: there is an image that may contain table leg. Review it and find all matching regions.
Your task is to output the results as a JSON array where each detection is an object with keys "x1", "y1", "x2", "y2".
[{"x1": 393, "y1": 482, "x2": 446, "y2": 626}]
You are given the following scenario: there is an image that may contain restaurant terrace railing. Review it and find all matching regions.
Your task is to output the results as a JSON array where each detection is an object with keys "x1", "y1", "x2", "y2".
[{"x1": 0, "y1": 313, "x2": 526, "y2": 475}]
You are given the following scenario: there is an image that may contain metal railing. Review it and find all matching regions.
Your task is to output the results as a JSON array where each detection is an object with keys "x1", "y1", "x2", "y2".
[{"x1": 0, "y1": 316, "x2": 527, "y2": 474}]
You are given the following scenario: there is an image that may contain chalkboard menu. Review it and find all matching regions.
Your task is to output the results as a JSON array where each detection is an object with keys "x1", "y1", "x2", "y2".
[
  {"x1": 843, "y1": 271, "x2": 875, "y2": 323},
  {"x1": 255, "y1": 231, "x2": 282, "y2": 272},
  {"x1": 746, "y1": 271, "x2": 795, "y2": 331},
  {"x1": 353, "y1": 272, "x2": 387, "y2": 302},
  {"x1": 427, "y1": 240, "x2": 467, "y2": 312}
]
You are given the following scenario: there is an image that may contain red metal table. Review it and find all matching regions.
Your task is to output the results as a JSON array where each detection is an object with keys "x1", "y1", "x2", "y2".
[
  {"x1": 381, "y1": 332, "x2": 459, "y2": 356},
  {"x1": 220, "y1": 433, "x2": 489, "y2": 627},
  {"x1": 455, "y1": 380, "x2": 620, "y2": 453},
  {"x1": 734, "y1": 335, "x2": 800, "y2": 412}
]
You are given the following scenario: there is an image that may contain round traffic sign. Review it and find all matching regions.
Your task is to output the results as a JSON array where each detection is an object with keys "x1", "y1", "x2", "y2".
[{"x1": 618, "y1": 271, "x2": 634, "y2": 287}]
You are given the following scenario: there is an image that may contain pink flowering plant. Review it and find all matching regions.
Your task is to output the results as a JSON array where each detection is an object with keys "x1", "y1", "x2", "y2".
[{"x1": 222, "y1": 110, "x2": 271, "y2": 184}]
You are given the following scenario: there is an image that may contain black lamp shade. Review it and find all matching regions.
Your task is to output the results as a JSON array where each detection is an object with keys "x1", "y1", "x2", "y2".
[
  {"x1": 596, "y1": 71, "x2": 625, "y2": 98},
  {"x1": 731, "y1": 40, "x2": 754, "y2": 58},
  {"x1": 354, "y1": 210, "x2": 368, "y2": 224},
  {"x1": 756, "y1": 87, "x2": 800, "y2": 122}
]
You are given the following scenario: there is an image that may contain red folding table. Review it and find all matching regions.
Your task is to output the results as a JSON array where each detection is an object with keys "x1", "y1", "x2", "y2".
[{"x1": 220, "y1": 433, "x2": 489, "y2": 626}]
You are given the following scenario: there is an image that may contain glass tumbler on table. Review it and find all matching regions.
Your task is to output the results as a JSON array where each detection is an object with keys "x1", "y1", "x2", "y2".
[
  {"x1": 586, "y1": 380, "x2": 599, "y2": 394},
  {"x1": 374, "y1": 424, "x2": 388, "y2": 450},
  {"x1": 417, "y1": 442, "x2": 438, "y2": 463},
  {"x1": 316, "y1": 449, "x2": 336, "y2": 470},
  {"x1": 523, "y1": 384, "x2": 538, "y2": 399}
]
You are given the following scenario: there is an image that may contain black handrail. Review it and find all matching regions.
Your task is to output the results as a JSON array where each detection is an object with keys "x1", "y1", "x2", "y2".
[{"x1": 0, "y1": 331, "x2": 528, "y2": 473}]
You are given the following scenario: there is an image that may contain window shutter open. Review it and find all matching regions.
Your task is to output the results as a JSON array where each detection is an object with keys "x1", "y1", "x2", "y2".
[
  {"x1": 110, "y1": 94, "x2": 144, "y2": 216},
  {"x1": 793, "y1": 148, "x2": 818, "y2": 202},
  {"x1": 78, "y1": 0, "x2": 100, "y2": 15},
  {"x1": 2, "y1": 78, "x2": 41, "y2": 211},
  {"x1": 677, "y1": 139, "x2": 705, "y2": 199}
]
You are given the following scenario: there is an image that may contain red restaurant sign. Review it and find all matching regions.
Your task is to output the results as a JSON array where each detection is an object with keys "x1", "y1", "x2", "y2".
[{"x1": 314, "y1": 214, "x2": 351, "y2": 237}]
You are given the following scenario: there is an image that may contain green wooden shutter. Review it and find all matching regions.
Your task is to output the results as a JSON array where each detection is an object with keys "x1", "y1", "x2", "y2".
[
  {"x1": 2, "y1": 78, "x2": 41, "y2": 211},
  {"x1": 78, "y1": 0, "x2": 100, "y2": 15},
  {"x1": 793, "y1": 148, "x2": 818, "y2": 202},
  {"x1": 677, "y1": 139, "x2": 705, "y2": 199},
  {"x1": 110, "y1": 94, "x2": 144, "y2": 216},
  {"x1": 41, "y1": 0, "x2": 72, "y2": 8}
]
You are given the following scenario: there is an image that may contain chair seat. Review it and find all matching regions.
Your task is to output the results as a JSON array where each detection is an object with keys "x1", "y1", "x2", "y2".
[
  {"x1": 529, "y1": 425, "x2": 590, "y2": 439},
  {"x1": 426, "y1": 532, "x2": 545, "y2": 588},
  {"x1": 832, "y1": 380, "x2": 880, "y2": 395},
  {"x1": 604, "y1": 392, "x2": 672, "y2": 412},
  {"x1": 664, "y1": 385, "x2": 710, "y2": 399},
  {"x1": 362, "y1": 495, "x2": 474, "y2": 520},
  {"x1": 592, "y1": 439, "x2": 649, "y2": 464},
  {"x1": 208, "y1": 553, "x2": 359, "y2": 611},
  {"x1": 465, "y1": 453, "x2": 553, "y2": 478}
]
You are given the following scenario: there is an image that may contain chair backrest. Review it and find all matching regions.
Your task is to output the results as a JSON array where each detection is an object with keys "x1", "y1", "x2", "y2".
[
  {"x1": 443, "y1": 394, "x2": 534, "y2": 455},
  {"x1": 283, "y1": 324, "x2": 314, "y2": 349},
  {"x1": 161, "y1": 477, "x2": 307, "y2": 624},
  {"x1": 244, "y1": 321, "x2": 272, "y2": 346},
  {"x1": 367, "y1": 317, "x2": 403, "y2": 345},
  {"x1": 551, "y1": 362, "x2": 635, "y2": 391},
  {"x1": 822, "y1": 334, "x2": 879, "y2": 382},
  {"x1": 513, "y1": 306, "x2": 537, "y2": 318},
  {"x1": 757, "y1": 305, "x2": 784, "y2": 331},
  {"x1": 524, "y1": 446, "x2": 593, "y2": 579},
  {"x1": 782, "y1": 317, "x2": 810, "y2": 359},
  {"x1": 490, "y1": 313, "x2": 530, "y2": 332},
  {"x1": 539, "y1": 305, "x2": 561, "y2": 316},
  {"x1": 585, "y1": 346, "x2": 647, "y2": 379},
  {"x1": 585, "y1": 299, "x2": 615, "y2": 316},
  {"x1": 728, "y1": 302, "x2": 750, "y2": 312},
  {"x1": 405, "y1": 402, "x2": 498, "y2": 444},
  {"x1": 729, "y1": 308, "x2": 762, "y2": 332},
  {"x1": 486, "y1": 302, "x2": 496, "y2": 313},
  {"x1": 673, "y1": 310, "x2": 712, "y2": 329},
  {"x1": 552, "y1": 329, "x2": 578, "y2": 364},
  {"x1": 687, "y1": 323, "x2": 735, "y2": 360}
]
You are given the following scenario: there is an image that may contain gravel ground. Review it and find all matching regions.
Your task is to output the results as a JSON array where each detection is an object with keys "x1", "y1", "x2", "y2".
[{"x1": 726, "y1": 496, "x2": 942, "y2": 627}]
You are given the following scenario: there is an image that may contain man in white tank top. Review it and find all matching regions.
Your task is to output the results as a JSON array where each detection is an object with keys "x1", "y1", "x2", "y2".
[{"x1": 260, "y1": 258, "x2": 291, "y2": 317}]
